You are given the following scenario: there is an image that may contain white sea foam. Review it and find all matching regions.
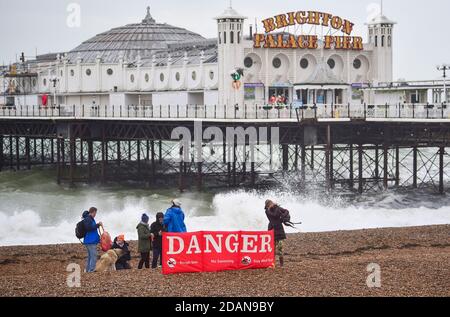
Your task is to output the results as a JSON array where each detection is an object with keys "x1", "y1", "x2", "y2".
[{"x1": 1, "y1": 190, "x2": 449, "y2": 246}]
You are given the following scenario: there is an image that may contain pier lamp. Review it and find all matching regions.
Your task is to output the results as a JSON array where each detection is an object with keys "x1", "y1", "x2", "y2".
[
  {"x1": 436, "y1": 64, "x2": 449, "y2": 104},
  {"x1": 50, "y1": 76, "x2": 59, "y2": 107}
]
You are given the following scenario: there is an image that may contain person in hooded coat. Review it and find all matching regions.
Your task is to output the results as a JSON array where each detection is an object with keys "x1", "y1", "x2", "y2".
[
  {"x1": 164, "y1": 199, "x2": 187, "y2": 233},
  {"x1": 150, "y1": 212, "x2": 166, "y2": 269},
  {"x1": 83, "y1": 207, "x2": 103, "y2": 273},
  {"x1": 136, "y1": 213, "x2": 152, "y2": 269},
  {"x1": 265, "y1": 200, "x2": 287, "y2": 267}
]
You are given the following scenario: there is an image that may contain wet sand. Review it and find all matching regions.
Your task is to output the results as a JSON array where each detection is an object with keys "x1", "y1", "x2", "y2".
[{"x1": 0, "y1": 225, "x2": 449, "y2": 297}]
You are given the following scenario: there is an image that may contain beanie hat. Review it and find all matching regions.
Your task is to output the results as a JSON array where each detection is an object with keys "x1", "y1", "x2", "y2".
[{"x1": 141, "y1": 213, "x2": 149, "y2": 223}]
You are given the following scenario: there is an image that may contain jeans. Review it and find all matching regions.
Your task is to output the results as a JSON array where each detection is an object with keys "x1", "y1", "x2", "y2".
[
  {"x1": 152, "y1": 246, "x2": 162, "y2": 269},
  {"x1": 85, "y1": 244, "x2": 98, "y2": 273}
]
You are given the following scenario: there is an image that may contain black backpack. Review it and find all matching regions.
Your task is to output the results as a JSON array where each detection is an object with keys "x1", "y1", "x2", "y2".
[
  {"x1": 279, "y1": 207, "x2": 291, "y2": 223},
  {"x1": 75, "y1": 219, "x2": 87, "y2": 239}
]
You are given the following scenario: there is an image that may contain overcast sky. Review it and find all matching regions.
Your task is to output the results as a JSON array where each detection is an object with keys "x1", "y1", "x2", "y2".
[{"x1": 0, "y1": 0, "x2": 448, "y2": 80}]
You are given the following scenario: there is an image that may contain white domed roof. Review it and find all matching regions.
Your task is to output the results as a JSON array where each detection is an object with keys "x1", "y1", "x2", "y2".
[{"x1": 67, "y1": 7, "x2": 205, "y2": 63}]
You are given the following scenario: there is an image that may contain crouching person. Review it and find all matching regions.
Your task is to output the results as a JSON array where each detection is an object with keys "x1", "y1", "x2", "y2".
[{"x1": 112, "y1": 235, "x2": 131, "y2": 270}]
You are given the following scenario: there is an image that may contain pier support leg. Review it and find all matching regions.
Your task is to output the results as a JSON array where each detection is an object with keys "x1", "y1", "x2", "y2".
[
  {"x1": 383, "y1": 144, "x2": 389, "y2": 189},
  {"x1": 301, "y1": 144, "x2": 306, "y2": 185},
  {"x1": 87, "y1": 140, "x2": 93, "y2": 184},
  {"x1": 439, "y1": 146, "x2": 445, "y2": 194},
  {"x1": 374, "y1": 145, "x2": 379, "y2": 183},
  {"x1": 358, "y1": 144, "x2": 363, "y2": 194},
  {"x1": 413, "y1": 146, "x2": 418, "y2": 188},
  {"x1": 151, "y1": 140, "x2": 156, "y2": 183},
  {"x1": 197, "y1": 162, "x2": 203, "y2": 191},
  {"x1": 282, "y1": 144, "x2": 289, "y2": 172},
  {"x1": 325, "y1": 125, "x2": 333, "y2": 189},
  {"x1": 349, "y1": 144, "x2": 354, "y2": 188},
  {"x1": 56, "y1": 138, "x2": 62, "y2": 185},
  {"x1": 395, "y1": 146, "x2": 400, "y2": 186},
  {"x1": 9, "y1": 136, "x2": 13, "y2": 169},
  {"x1": 25, "y1": 137, "x2": 31, "y2": 170},
  {"x1": 69, "y1": 136, "x2": 76, "y2": 186},
  {"x1": 41, "y1": 138, "x2": 45, "y2": 165},
  {"x1": 0, "y1": 136, "x2": 3, "y2": 172},
  {"x1": 117, "y1": 141, "x2": 121, "y2": 167},
  {"x1": 137, "y1": 140, "x2": 141, "y2": 178},
  {"x1": 50, "y1": 139, "x2": 54, "y2": 164},
  {"x1": 232, "y1": 143, "x2": 237, "y2": 187},
  {"x1": 101, "y1": 140, "x2": 106, "y2": 184},
  {"x1": 16, "y1": 137, "x2": 20, "y2": 171}
]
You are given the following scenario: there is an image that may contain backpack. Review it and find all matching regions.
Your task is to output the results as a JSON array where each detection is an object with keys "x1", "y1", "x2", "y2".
[
  {"x1": 279, "y1": 207, "x2": 291, "y2": 223},
  {"x1": 75, "y1": 219, "x2": 87, "y2": 240}
]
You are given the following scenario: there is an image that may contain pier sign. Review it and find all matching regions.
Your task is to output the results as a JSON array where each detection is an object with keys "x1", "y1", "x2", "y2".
[
  {"x1": 254, "y1": 11, "x2": 363, "y2": 50},
  {"x1": 162, "y1": 231, "x2": 275, "y2": 274}
]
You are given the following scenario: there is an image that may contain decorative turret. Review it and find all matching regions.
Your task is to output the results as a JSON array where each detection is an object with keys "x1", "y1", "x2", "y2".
[
  {"x1": 216, "y1": 4, "x2": 247, "y2": 108},
  {"x1": 142, "y1": 6, "x2": 156, "y2": 24},
  {"x1": 367, "y1": 1, "x2": 396, "y2": 82}
]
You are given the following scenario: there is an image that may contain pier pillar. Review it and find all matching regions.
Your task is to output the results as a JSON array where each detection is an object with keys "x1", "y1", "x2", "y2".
[
  {"x1": 25, "y1": 137, "x2": 31, "y2": 170},
  {"x1": 197, "y1": 162, "x2": 203, "y2": 190},
  {"x1": 349, "y1": 144, "x2": 354, "y2": 188},
  {"x1": 151, "y1": 140, "x2": 156, "y2": 182},
  {"x1": 87, "y1": 140, "x2": 93, "y2": 183},
  {"x1": 9, "y1": 136, "x2": 13, "y2": 169},
  {"x1": 137, "y1": 140, "x2": 141, "y2": 178},
  {"x1": 50, "y1": 138, "x2": 54, "y2": 164},
  {"x1": 383, "y1": 144, "x2": 389, "y2": 189},
  {"x1": 158, "y1": 140, "x2": 162, "y2": 165},
  {"x1": 117, "y1": 141, "x2": 121, "y2": 167},
  {"x1": 294, "y1": 145, "x2": 299, "y2": 171},
  {"x1": 301, "y1": 144, "x2": 306, "y2": 184},
  {"x1": 374, "y1": 144, "x2": 379, "y2": 183},
  {"x1": 101, "y1": 140, "x2": 106, "y2": 184},
  {"x1": 395, "y1": 145, "x2": 400, "y2": 186},
  {"x1": 282, "y1": 144, "x2": 289, "y2": 172},
  {"x1": 232, "y1": 143, "x2": 237, "y2": 187},
  {"x1": 358, "y1": 144, "x2": 363, "y2": 194},
  {"x1": 79, "y1": 140, "x2": 84, "y2": 164},
  {"x1": 310, "y1": 146, "x2": 315, "y2": 170},
  {"x1": 16, "y1": 137, "x2": 20, "y2": 171},
  {"x1": 439, "y1": 147, "x2": 445, "y2": 194},
  {"x1": 69, "y1": 136, "x2": 76, "y2": 186},
  {"x1": 413, "y1": 146, "x2": 418, "y2": 188},
  {"x1": 56, "y1": 137, "x2": 62, "y2": 185},
  {"x1": 33, "y1": 138, "x2": 37, "y2": 159},
  {"x1": 251, "y1": 161, "x2": 256, "y2": 186},
  {"x1": 0, "y1": 135, "x2": 3, "y2": 172},
  {"x1": 325, "y1": 125, "x2": 333, "y2": 189},
  {"x1": 41, "y1": 138, "x2": 45, "y2": 164}
]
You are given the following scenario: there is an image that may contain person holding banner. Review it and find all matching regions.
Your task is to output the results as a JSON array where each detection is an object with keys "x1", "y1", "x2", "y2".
[
  {"x1": 265, "y1": 200, "x2": 288, "y2": 268},
  {"x1": 164, "y1": 199, "x2": 187, "y2": 233}
]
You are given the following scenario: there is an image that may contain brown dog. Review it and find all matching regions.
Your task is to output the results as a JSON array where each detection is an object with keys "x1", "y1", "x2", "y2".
[{"x1": 95, "y1": 249, "x2": 124, "y2": 272}]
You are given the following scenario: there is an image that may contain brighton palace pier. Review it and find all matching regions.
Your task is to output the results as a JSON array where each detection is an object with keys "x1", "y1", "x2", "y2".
[{"x1": 0, "y1": 5, "x2": 449, "y2": 193}]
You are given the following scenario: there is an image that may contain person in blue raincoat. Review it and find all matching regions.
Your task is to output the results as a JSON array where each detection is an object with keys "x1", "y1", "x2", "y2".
[
  {"x1": 164, "y1": 199, "x2": 187, "y2": 233},
  {"x1": 83, "y1": 207, "x2": 103, "y2": 273}
]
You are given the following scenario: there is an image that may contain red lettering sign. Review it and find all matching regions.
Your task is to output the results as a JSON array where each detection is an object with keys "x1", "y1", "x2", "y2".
[{"x1": 162, "y1": 231, "x2": 275, "y2": 275}]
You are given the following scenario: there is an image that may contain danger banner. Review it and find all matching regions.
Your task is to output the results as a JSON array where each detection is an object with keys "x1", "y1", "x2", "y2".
[{"x1": 162, "y1": 231, "x2": 275, "y2": 275}]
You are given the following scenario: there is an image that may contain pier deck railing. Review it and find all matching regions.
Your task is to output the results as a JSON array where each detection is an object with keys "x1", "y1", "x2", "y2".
[{"x1": 0, "y1": 103, "x2": 448, "y2": 121}]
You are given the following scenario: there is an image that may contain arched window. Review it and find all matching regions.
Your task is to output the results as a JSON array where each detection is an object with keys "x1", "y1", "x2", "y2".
[
  {"x1": 238, "y1": 31, "x2": 241, "y2": 44},
  {"x1": 375, "y1": 36, "x2": 378, "y2": 47},
  {"x1": 230, "y1": 31, "x2": 234, "y2": 44},
  {"x1": 388, "y1": 36, "x2": 392, "y2": 47},
  {"x1": 382, "y1": 35, "x2": 385, "y2": 47},
  {"x1": 223, "y1": 32, "x2": 227, "y2": 44}
]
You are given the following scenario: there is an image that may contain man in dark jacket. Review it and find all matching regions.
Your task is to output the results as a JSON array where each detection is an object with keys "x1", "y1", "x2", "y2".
[
  {"x1": 265, "y1": 200, "x2": 287, "y2": 267},
  {"x1": 150, "y1": 212, "x2": 166, "y2": 269},
  {"x1": 111, "y1": 235, "x2": 131, "y2": 270}
]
